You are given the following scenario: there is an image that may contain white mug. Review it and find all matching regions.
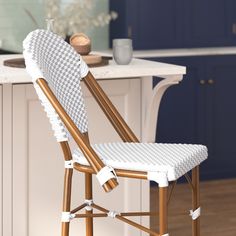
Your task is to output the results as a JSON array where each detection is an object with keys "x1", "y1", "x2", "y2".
[{"x1": 113, "y1": 39, "x2": 133, "y2": 65}]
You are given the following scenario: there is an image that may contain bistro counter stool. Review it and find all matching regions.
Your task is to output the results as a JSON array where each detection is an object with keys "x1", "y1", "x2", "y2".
[{"x1": 23, "y1": 29, "x2": 207, "y2": 236}]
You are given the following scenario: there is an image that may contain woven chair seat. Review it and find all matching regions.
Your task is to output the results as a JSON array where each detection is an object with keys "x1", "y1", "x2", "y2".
[{"x1": 73, "y1": 142, "x2": 207, "y2": 181}]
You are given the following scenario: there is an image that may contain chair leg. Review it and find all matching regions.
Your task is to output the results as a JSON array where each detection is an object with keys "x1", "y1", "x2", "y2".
[
  {"x1": 61, "y1": 168, "x2": 73, "y2": 236},
  {"x1": 62, "y1": 223, "x2": 70, "y2": 236},
  {"x1": 85, "y1": 173, "x2": 93, "y2": 236},
  {"x1": 159, "y1": 186, "x2": 168, "y2": 236},
  {"x1": 192, "y1": 166, "x2": 200, "y2": 236}
]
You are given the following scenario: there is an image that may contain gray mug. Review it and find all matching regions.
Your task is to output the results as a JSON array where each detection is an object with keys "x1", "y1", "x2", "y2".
[{"x1": 113, "y1": 39, "x2": 133, "y2": 65}]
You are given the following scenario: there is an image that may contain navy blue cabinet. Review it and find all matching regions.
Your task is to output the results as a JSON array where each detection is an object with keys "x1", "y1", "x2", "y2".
[
  {"x1": 154, "y1": 57, "x2": 205, "y2": 144},
  {"x1": 154, "y1": 56, "x2": 236, "y2": 180},
  {"x1": 110, "y1": 0, "x2": 236, "y2": 49},
  {"x1": 204, "y1": 56, "x2": 236, "y2": 179},
  {"x1": 183, "y1": 0, "x2": 236, "y2": 47},
  {"x1": 110, "y1": 0, "x2": 184, "y2": 49}
]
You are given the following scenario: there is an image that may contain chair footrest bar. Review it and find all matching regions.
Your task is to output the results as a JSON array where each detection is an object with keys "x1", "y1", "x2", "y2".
[
  {"x1": 70, "y1": 201, "x2": 159, "y2": 217},
  {"x1": 72, "y1": 212, "x2": 159, "y2": 218},
  {"x1": 71, "y1": 203, "x2": 87, "y2": 214},
  {"x1": 120, "y1": 211, "x2": 158, "y2": 217},
  {"x1": 75, "y1": 213, "x2": 108, "y2": 218},
  {"x1": 92, "y1": 203, "x2": 160, "y2": 236},
  {"x1": 190, "y1": 207, "x2": 201, "y2": 220}
]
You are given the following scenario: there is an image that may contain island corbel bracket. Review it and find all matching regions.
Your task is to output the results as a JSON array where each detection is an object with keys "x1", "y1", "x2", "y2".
[{"x1": 143, "y1": 75, "x2": 184, "y2": 143}]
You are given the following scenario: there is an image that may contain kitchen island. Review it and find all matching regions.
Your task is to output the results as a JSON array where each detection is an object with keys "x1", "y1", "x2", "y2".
[{"x1": 0, "y1": 54, "x2": 185, "y2": 236}]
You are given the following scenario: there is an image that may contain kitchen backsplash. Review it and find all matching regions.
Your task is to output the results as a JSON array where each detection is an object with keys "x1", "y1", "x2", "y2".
[{"x1": 0, "y1": 0, "x2": 109, "y2": 53}]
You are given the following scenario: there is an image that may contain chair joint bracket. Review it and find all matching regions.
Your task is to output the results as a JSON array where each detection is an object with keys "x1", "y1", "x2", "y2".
[
  {"x1": 147, "y1": 171, "x2": 169, "y2": 187},
  {"x1": 64, "y1": 160, "x2": 74, "y2": 169},
  {"x1": 61, "y1": 211, "x2": 75, "y2": 222},
  {"x1": 107, "y1": 211, "x2": 120, "y2": 218},
  {"x1": 189, "y1": 207, "x2": 201, "y2": 220},
  {"x1": 96, "y1": 165, "x2": 118, "y2": 186},
  {"x1": 84, "y1": 199, "x2": 93, "y2": 211}
]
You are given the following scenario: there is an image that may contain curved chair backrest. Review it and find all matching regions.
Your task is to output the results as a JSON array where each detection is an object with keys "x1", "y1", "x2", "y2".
[{"x1": 23, "y1": 29, "x2": 89, "y2": 142}]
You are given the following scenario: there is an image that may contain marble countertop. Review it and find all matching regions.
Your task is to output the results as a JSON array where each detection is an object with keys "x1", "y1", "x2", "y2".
[
  {"x1": 0, "y1": 54, "x2": 186, "y2": 84},
  {"x1": 96, "y1": 46, "x2": 236, "y2": 58}
]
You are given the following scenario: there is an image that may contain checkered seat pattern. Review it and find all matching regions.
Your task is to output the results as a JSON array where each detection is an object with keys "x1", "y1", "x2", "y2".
[
  {"x1": 23, "y1": 29, "x2": 89, "y2": 141},
  {"x1": 73, "y1": 142, "x2": 207, "y2": 181}
]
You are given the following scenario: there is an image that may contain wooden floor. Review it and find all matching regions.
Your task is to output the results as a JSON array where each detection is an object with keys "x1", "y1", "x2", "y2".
[{"x1": 150, "y1": 178, "x2": 236, "y2": 236}]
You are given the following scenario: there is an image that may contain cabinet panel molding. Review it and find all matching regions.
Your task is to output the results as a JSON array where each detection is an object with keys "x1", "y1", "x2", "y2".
[
  {"x1": 2, "y1": 84, "x2": 13, "y2": 236},
  {"x1": 0, "y1": 85, "x2": 2, "y2": 236}
]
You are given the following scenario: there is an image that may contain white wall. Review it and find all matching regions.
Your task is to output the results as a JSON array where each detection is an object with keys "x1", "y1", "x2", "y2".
[
  {"x1": 0, "y1": 0, "x2": 109, "y2": 52},
  {"x1": 0, "y1": 0, "x2": 45, "y2": 52},
  {"x1": 86, "y1": 0, "x2": 110, "y2": 50}
]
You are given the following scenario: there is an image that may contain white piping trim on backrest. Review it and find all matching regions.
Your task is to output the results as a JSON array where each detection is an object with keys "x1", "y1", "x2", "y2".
[
  {"x1": 33, "y1": 82, "x2": 69, "y2": 142},
  {"x1": 23, "y1": 50, "x2": 44, "y2": 83}
]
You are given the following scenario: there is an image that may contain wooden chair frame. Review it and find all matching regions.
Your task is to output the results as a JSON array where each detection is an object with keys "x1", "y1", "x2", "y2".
[{"x1": 37, "y1": 71, "x2": 200, "y2": 236}]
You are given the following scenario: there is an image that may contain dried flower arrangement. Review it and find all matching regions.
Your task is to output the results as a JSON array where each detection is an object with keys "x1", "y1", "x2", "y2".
[{"x1": 45, "y1": 0, "x2": 118, "y2": 38}]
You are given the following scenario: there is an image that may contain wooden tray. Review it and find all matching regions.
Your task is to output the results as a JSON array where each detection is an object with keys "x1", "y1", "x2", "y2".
[
  {"x1": 3, "y1": 58, "x2": 26, "y2": 68},
  {"x1": 3, "y1": 56, "x2": 110, "y2": 68}
]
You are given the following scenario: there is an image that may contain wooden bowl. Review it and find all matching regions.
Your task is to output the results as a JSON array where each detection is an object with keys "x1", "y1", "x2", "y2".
[
  {"x1": 82, "y1": 54, "x2": 102, "y2": 64},
  {"x1": 70, "y1": 33, "x2": 91, "y2": 55}
]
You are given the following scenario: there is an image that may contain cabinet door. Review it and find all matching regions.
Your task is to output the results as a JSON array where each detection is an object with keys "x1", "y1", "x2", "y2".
[
  {"x1": 12, "y1": 80, "x2": 147, "y2": 236},
  {"x1": 110, "y1": 0, "x2": 236, "y2": 49},
  {"x1": 110, "y1": 0, "x2": 184, "y2": 49},
  {"x1": 183, "y1": 0, "x2": 236, "y2": 47},
  {"x1": 202, "y1": 56, "x2": 236, "y2": 179}
]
